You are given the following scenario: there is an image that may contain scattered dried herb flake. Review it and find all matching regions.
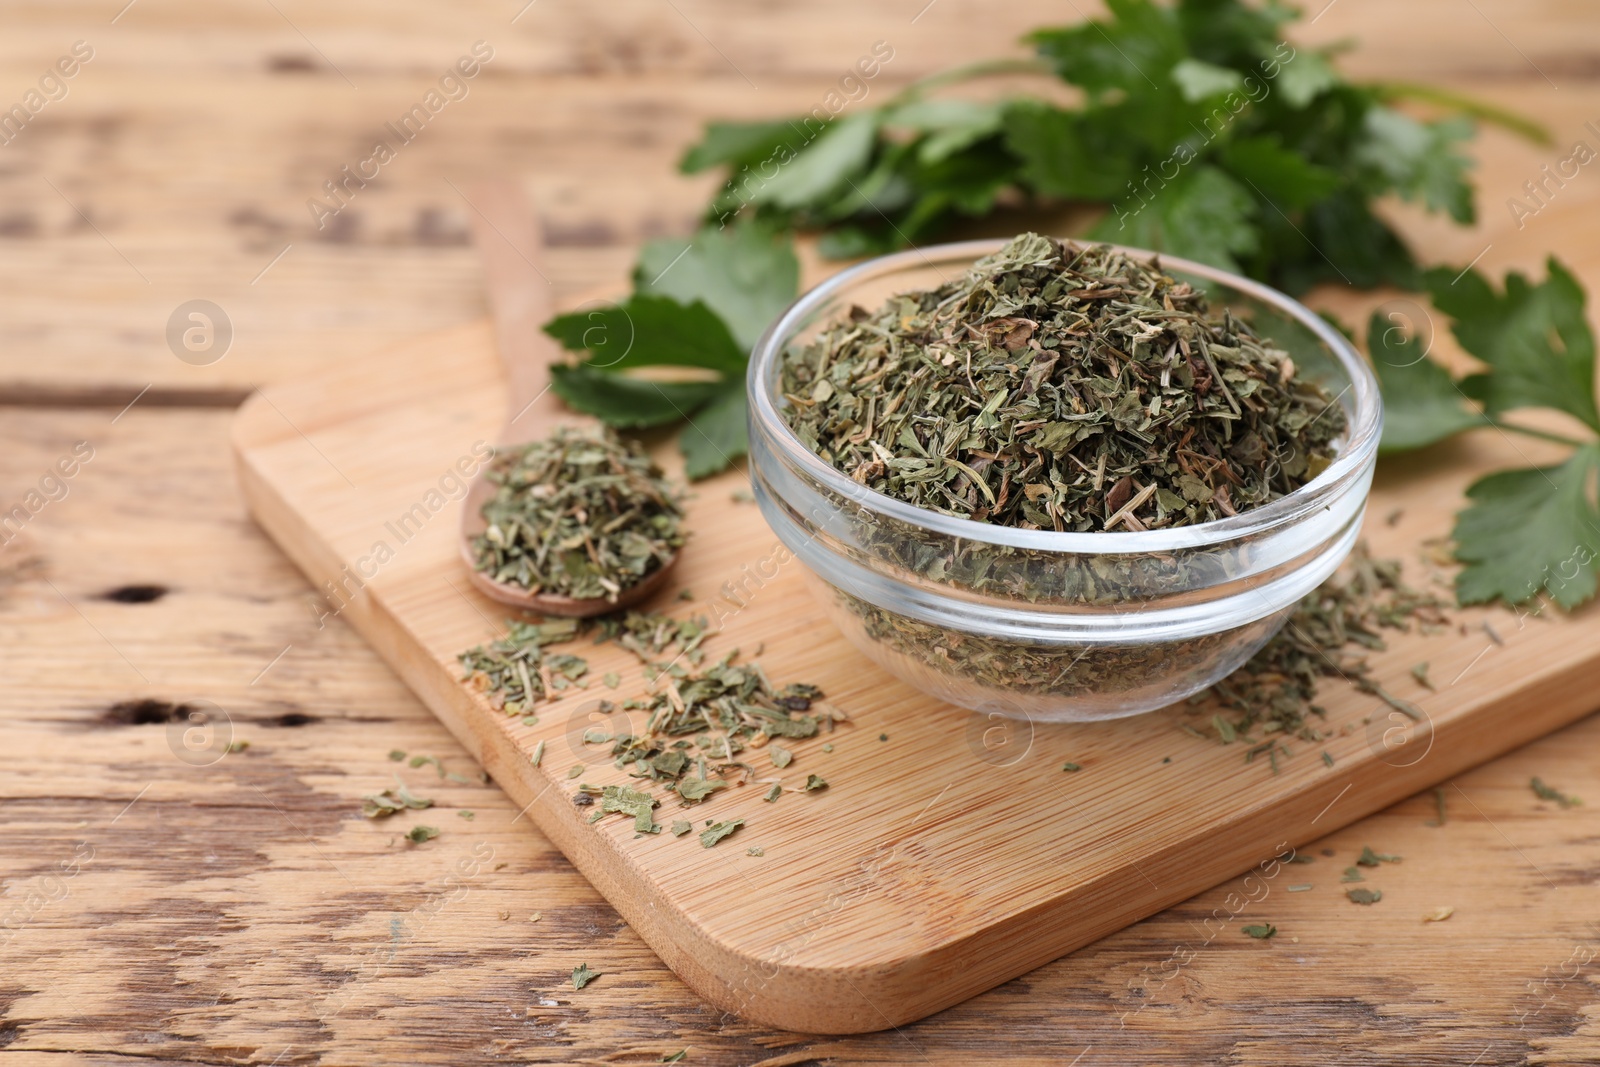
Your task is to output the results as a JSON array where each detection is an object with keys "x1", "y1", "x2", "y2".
[
  {"x1": 1531, "y1": 777, "x2": 1582, "y2": 808},
  {"x1": 361, "y1": 780, "x2": 433, "y2": 819},
  {"x1": 699, "y1": 819, "x2": 744, "y2": 848}
]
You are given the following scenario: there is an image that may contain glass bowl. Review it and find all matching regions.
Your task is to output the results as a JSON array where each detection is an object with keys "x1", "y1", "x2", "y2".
[{"x1": 745, "y1": 239, "x2": 1381, "y2": 722}]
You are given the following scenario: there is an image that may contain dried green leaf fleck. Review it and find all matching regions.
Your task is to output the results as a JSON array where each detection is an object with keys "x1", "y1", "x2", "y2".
[{"x1": 699, "y1": 819, "x2": 744, "y2": 848}]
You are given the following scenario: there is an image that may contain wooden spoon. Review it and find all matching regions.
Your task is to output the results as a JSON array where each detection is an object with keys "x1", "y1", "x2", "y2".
[{"x1": 457, "y1": 180, "x2": 678, "y2": 617}]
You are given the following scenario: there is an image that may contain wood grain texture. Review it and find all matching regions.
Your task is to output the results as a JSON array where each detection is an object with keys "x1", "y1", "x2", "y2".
[
  {"x1": 0, "y1": 0, "x2": 1597, "y2": 398},
  {"x1": 4, "y1": 0, "x2": 1600, "y2": 1060},
  {"x1": 229, "y1": 305, "x2": 1600, "y2": 1035},
  {"x1": 4, "y1": 404, "x2": 1600, "y2": 1063}
]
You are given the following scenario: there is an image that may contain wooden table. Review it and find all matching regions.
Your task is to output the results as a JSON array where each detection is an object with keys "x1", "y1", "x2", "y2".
[{"x1": 3, "y1": 1, "x2": 1599, "y2": 1063}]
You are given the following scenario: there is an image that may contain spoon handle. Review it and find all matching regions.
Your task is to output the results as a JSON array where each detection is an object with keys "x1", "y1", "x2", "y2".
[{"x1": 462, "y1": 179, "x2": 565, "y2": 441}]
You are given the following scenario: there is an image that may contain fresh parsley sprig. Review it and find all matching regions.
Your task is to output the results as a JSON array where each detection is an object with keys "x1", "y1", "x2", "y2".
[
  {"x1": 680, "y1": 0, "x2": 1543, "y2": 293},
  {"x1": 542, "y1": 221, "x2": 799, "y2": 479},
  {"x1": 1372, "y1": 259, "x2": 1600, "y2": 608}
]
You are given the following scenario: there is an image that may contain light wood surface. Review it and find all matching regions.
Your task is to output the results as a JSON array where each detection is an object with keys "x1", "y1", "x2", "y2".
[
  {"x1": 5, "y1": 0, "x2": 1600, "y2": 1061},
  {"x1": 231, "y1": 308, "x2": 1600, "y2": 1034}
]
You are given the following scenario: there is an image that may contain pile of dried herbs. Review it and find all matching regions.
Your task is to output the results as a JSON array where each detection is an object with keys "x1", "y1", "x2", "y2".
[
  {"x1": 574, "y1": 651, "x2": 834, "y2": 834},
  {"x1": 782, "y1": 233, "x2": 1343, "y2": 531},
  {"x1": 592, "y1": 609, "x2": 712, "y2": 667},
  {"x1": 470, "y1": 424, "x2": 686, "y2": 602},
  {"x1": 459, "y1": 618, "x2": 588, "y2": 716},
  {"x1": 460, "y1": 607, "x2": 832, "y2": 846},
  {"x1": 458, "y1": 609, "x2": 719, "y2": 719},
  {"x1": 1199, "y1": 543, "x2": 1451, "y2": 757}
]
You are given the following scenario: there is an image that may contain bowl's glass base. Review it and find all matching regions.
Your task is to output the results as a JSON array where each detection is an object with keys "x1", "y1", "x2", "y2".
[{"x1": 813, "y1": 576, "x2": 1291, "y2": 722}]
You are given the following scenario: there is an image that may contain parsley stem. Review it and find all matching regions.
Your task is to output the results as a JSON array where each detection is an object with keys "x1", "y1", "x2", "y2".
[
  {"x1": 1490, "y1": 421, "x2": 1592, "y2": 449},
  {"x1": 887, "y1": 57, "x2": 1054, "y2": 108},
  {"x1": 1372, "y1": 81, "x2": 1554, "y2": 146}
]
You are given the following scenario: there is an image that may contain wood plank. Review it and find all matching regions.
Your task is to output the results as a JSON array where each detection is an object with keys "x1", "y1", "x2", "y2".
[
  {"x1": 3, "y1": 404, "x2": 1600, "y2": 1060},
  {"x1": 0, "y1": 0, "x2": 1596, "y2": 396},
  {"x1": 6, "y1": 0, "x2": 1600, "y2": 1057}
]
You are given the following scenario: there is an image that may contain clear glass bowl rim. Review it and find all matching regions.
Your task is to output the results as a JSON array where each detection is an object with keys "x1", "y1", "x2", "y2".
[{"x1": 748, "y1": 237, "x2": 1382, "y2": 555}]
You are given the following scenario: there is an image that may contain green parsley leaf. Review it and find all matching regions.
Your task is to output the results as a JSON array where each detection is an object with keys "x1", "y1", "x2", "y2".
[
  {"x1": 544, "y1": 293, "x2": 745, "y2": 376},
  {"x1": 1367, "y1": 310, "x2": 1486, "y2": 454},
  {"x1": 754, "y1": 111, "x2": 878, "y2": 211},
  {"x1": 1427, "y1": 257, "x2": 1600, "y2": 433},
  {"x1": 542, "y1": 223, "x2": 795, "y2": 479},
  {"x1": 1273, "y1": 50, "x2": 1340, "y2": 108},
  {"x1": 1452, "y1": 445, "x2": 1600, "y2": 608},
  {"x1": 405, "y1": 825, "x2": 439, "y2": 844},
  {"x1": 1171, "y1": 57, "x2": 1244, "y2": 102},
  {"x1": 634, "y1": 221, "x2": 799, "y2": 351},
  {"x1": 804, "y1": 774, "x2": 828, "y2": 792},
  {"x1": 1346, "y1": 887, "x2": 1382, "y2": 905},
  {"x1": 571, "y1": 963, "x2": 601, "y2": 990},
  {"x1": 677, "y1": 380, "x2": 749, "y2": 481},
  {"x1": 679, "y1": 118, "x2": 800, "y2": 174},
  {"x1": 886, "y1": 98, "x2": 1007, "y2": 164},
  {"x1": 1004, "y1": 102, "x2": 1137, "y2": 202},
  {"x1": 548, "y1": 364, "x2": 725, "y2": 430},
  {"x1": 1356, "y1": 109, "x2": 1476, "y2": 224},
  {"x1": 675, "y1": 0, "x2": 1530, "y2": 291},
  {"x1": 1241, "y1": 923, "x2": 1276, "y2": 939},
  {"x1": 1264, "y1": 189, "x2": 1419, "y2": 293},
  {"x1": 1028, "y1": 1, "x2": 1184, "y2": 98},
  {"x1": 1093, "y1": 165, "x2": 1258, "y2": 273},
  {"x1": 1218, "y1": 136, "x2": 1340, "y2": 212}
]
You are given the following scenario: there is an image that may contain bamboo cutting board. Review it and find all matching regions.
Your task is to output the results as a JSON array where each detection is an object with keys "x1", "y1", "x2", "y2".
[{"x1": 232, "y1": 316, "x2": 1600, "y2": 1035}]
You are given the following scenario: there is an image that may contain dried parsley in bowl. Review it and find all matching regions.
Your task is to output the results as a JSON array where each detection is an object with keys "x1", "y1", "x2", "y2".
[
  {"x1": 751, "y1": 231, "x2": 1378, "y2": 719},
  {"x1": 780, "y1": 233, "x2": 1344, "y2": 532},
  {"x1": 471, "y1": 424, "x2": 685, "y2": 602}
]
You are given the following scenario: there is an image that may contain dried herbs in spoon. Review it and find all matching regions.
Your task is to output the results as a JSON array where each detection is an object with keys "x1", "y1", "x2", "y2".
[{"x1": 471, "y1": 425, "x2": 686, "y2": 602}]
